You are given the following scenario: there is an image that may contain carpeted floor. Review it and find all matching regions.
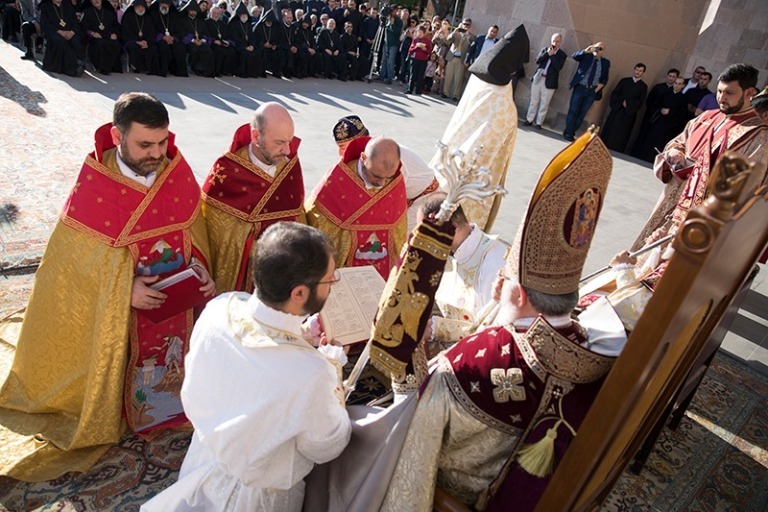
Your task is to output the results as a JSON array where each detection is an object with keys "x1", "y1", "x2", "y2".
[{"x1": 0, "y1": 350, "x2": 765, "y2": 511}]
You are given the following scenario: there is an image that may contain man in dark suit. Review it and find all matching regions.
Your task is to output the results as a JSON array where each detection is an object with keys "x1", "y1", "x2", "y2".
[
  {"x1": 563, "y1": 41, "x2": 610, "y2": 141},
  {"x1": 464, "y1": 24, "x2": 498, "y2": 66},
  {"x1": 524, "y1": 32, "x2": 567, "y2": 129}
]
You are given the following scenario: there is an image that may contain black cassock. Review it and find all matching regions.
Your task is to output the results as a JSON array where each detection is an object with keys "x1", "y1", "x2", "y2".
[
  {"x1": 80, "y1": 4, "x2": 122, "y2": 74},
  {"x1": 601, "y1": 77, "x2": 647, "y2": 153},
  {"x1": 206, "y1": 17, "x2": 237, "y2": 76},
  {"x1": 294, "y1": 22, "x2": 319, "y2": 78},
  {"x1": 40, "y1": 0, "x2": 85, "y2": 76},
  {"x1": 254, "y1": 21, "x2": 286, "y2": 78},
  {"x1": 633, "y1": 89, "x2": 688, "y2": 163},
  {"x1": 175, "y1": 15, "x2": 214, "y2": 77},
  {"x1": 151, "y1": 8, "x2": 188, "y2": 77},
  {"x1": 229, "y1": 16, "x2": 263, "y2": 78},
  {"x1": 121, "y1": 6, "x2": 160, "y2": 74},
  {"x1": 316, "y1": 27, "x2": 343, "y2": 79}
]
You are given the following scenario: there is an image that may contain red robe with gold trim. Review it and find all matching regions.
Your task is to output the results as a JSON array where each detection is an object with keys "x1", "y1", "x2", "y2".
[
  {"x1": 201, "y1": 123, "x2": 305, "y2": 293},
  {"x1": 635, "y1": 107, "x2": 768, "y2": 249},
  {"x1": 0, "y1": 123, "x2": 211, "y2": 481},
  {"x1": 305, "y1": 136, "x2": 408, "y2": 279}
]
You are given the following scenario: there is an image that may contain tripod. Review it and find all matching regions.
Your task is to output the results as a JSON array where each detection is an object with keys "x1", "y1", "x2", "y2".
[{"x1": 366, "y1": 16, "x2": 386, "y2": 83}]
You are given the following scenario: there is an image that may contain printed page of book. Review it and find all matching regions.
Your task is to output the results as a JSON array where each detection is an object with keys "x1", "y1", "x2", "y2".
[{"x1": 321, "y1": 266, "x2": 386, "y2": 345}]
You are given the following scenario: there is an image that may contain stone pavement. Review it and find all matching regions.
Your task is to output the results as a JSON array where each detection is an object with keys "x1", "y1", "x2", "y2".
[{"x1": 0, "y1": 39, "x2": 766, "y2": 373}]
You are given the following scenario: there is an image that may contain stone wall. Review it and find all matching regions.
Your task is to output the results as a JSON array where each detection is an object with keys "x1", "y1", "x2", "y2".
[{"x1": 443, "y1": 0, "x2": 767, "y2": 137}]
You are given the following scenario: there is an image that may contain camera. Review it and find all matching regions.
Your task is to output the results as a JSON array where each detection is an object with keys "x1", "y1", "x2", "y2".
[
  {"x1": 379, "y1": 3, "x2": 392, "y2": 18},
  {"x1": 457, "y1": 27, "x2": 466, "y2": 33}
]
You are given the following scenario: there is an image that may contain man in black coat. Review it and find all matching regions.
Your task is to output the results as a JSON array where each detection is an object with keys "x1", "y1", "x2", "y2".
[
  {"x1": 150, "y1": 0, "x2": 187, "y2": 76},
  {"x1": 175, "y1": 0, "x2": 214, "y2": 77},
  {"x1": 206, "y1": 5, "x2": 237, "y2": 75},
  {"x1": 40, "y1": 0, "x2": 85, "y2": 76},
  {"x1": 229, "y1": 1, "x2": 263, "y2": 77},
  {"x1": 524, "y1": 32, "x2": 567, "y2": 129},
  {"x1": 316, "y1": 16, "x2": 342, "y2": 79},
  {"x1": 80, "y1": 0, "x2": 122, "y2": 74},
  {"x1": 122, "y1": 0, "x2": 160, "y2": 74},
  {"x1": 601, "y1": 63, "x2": 648, "y2": 153}
]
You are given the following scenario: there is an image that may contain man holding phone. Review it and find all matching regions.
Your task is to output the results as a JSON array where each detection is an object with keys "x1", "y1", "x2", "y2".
[
  {"x1": 441, "y1": 17, "x2": 475, "y2": 102},
  {"x1": 563, "y1": 41, "x2": 610, "y2": 141},
  {"x1": 524, "y1": 32, "x2": 567, "y2": 129}
]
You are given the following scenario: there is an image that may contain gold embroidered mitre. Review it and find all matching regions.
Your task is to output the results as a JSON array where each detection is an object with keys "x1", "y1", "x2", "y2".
[{"x1": 510, "y1": 129, "x2": 612, "y2": 294}]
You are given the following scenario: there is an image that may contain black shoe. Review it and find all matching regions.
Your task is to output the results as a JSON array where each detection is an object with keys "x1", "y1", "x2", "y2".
[
  {"x1": 404, "y1": 90, "x2": 412, "y2": 94},
  {"x1": 440, "y1": 93, "x2": 448, "y2": 99},
  {"x1": 535, "y1": 124, "x2": 542, "y2": 130},
  {"x1": 20, "y1": 52, "x2": 34, "y2": 61},
  {"x1": 75, "y1": 65, "x2": 85, "y2": 77},
  {"x1": 523, "y1": 120, "x2": 533, "y2": 127},
  {"x1": 563, "y1": 133, "x2": 575, "y2": 142}
]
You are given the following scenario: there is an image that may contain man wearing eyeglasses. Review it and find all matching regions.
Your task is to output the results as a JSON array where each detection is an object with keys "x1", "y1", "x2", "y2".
[
  {"x1": 305, "y1": 135, "x2": 408, "y2": 279},
  {"x1": 563, "y1": 41, "x2": 610, "y2": 141},
  {"x1": 143, "y1": 221, "x2": 352, "y2": 512},
  {"x1": 681, "y1": 65, "x2": 706, "y2": 94},
  {"x1": 441, "y1": 18, "x2": 475, "y2": 101}
]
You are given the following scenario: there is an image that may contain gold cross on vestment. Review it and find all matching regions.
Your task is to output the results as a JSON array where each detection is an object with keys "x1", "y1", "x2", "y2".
[{"x1": 211, "y1": 164, "x2": 227, "y2": 184}]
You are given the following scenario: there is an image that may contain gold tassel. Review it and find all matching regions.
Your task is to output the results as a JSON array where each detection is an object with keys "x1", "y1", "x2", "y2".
[{"x1": 515, "y1": 424, "x2": 559, "y2": 477}]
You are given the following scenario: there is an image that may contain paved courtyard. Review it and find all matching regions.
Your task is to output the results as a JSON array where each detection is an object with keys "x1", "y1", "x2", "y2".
[{"x1": 0, "y1": 39, "x2": 766, "y2": 372}]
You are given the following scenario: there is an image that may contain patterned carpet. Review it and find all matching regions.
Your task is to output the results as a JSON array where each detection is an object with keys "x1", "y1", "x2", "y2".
[{"x1": 0, "y1": 349, "x2": 765, "y2": 511}]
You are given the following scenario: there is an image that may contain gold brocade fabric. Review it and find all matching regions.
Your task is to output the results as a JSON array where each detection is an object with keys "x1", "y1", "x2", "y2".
[
  {"x1": 380, "y1": 370, "x2": 518, "y2": 512},
  {"x1": 0, "y1": 223, "x2": 133, "y2": 481},
  {"x1": 202, "y1": 202, "x2": 255, "y2": 294},
  {"x1": 429, "y1": 77, "x2": 517, "y2": 231},
  {"x1": 0, "y1": 161, "x2": 211, "y2": 482},
  {"x1": 305, "y1": 205, "x2": 407, "y2": 274}
]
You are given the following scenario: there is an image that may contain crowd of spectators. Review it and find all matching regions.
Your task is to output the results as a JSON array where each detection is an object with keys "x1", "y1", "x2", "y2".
[{"x1": 0, "y1": 0, "x2": 484, "y2": 99}]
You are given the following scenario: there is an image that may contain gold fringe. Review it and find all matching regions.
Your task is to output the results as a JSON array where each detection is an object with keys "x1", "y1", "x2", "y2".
[{"x1": 516, "y1": 424, "x2": 560, "y2": 478}]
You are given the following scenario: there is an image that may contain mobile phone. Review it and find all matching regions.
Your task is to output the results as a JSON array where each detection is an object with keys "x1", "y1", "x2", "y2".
[{"x1": 457, "y1": 27, "x2": 466, "y2": 33}]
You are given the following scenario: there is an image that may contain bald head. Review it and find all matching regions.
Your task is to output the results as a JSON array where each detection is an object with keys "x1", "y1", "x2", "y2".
[
  {"x1": 360, "y1": 136, "x2": 400, "y2": 189},
  {"x1": 250, "y1": 102, "x2": 295, "y2": 166}
]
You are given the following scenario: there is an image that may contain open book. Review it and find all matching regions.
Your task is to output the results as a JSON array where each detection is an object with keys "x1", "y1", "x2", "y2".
[{"x1": 320, "y1": 266, "x2": 386, "y2": 345}]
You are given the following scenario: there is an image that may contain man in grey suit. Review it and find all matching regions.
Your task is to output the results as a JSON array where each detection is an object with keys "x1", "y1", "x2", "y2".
[{"x1": 524, "y1": 33, "x2": 566, "y2": 129}]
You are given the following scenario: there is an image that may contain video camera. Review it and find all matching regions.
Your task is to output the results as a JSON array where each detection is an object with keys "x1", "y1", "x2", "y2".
[{"x1": 379, "y1": 3, "x2": 392, "y2": 19}]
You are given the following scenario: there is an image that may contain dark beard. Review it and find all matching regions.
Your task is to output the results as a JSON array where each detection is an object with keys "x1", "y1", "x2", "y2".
[
  {"x1": 720, "y1": 96, "x2": 745, "y2": 115},
  {"x1": 303, "y1": 286, "x2": 327, "y2": 316},
  {"x1": 120, "y1": 141, "x2": 163, "y2": 176}
]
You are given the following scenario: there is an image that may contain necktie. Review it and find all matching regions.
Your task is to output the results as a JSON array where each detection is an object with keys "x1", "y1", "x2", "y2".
[{"x1": 587, "y1": 59, "x2": 597, "y2": 86}]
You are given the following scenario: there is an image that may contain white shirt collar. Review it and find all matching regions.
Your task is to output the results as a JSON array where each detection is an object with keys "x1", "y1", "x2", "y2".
[
  {"x1": 632, "y1": 76, "x2": 641, "y2": 83},
  {"x1": 116, "y1": 150, "x2": 157, "y2": 187},
  {"x1": 513, "y1": 314, "x2": 572, "y2": 330},
  {"x1": 452, "y1": 223, "x2": 481, "y2": 263},
  {"x1": 248, "y1": 144, "x2": 278, "y2": 178},
  {"x1": 247, "y1": 294, "x2": 307, "y2": 339},
  {"x1": 357, "y1": 159, "x2": 381, "y2": 190}
]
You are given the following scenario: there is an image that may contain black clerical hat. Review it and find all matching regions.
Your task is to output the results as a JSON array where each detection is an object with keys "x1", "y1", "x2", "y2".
[
  {"x1": 232, "y1": 1, "x2": 248, "y2": 18},
  {"x1": 127, "y1": 0, "x2": 148, "y2": 10},
  {"x1": 180, "y1": 0, "x2": 199, "y2": 13},
  {"x1": 468, "y1": 24, "x2": 529, "y2": 86}
]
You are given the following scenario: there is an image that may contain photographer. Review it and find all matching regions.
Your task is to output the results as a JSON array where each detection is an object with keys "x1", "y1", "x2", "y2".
[
  {"x1": 441, "y1": 17, "x2": 474, "y2": 101},
  {"x1": 378, "y1": 3, "x2": 401, "y2": 84},
  {"x1": 562, "y1": 41, "x2": 610, "y2": 141},
  {"x1": 524, "y1": 33, "x2": 567, "y2": 129}
]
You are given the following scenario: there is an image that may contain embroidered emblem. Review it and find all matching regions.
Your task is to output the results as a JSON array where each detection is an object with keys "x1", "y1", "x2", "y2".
[
  {"x1": 470, "y1": 381, "x2": 481, "y2": 393},
  {"x1": 136, "y1": 239, "x2": 184, "y2": 276},
  {"x1": 491, "y1": 368, "x2": 526, "y2": 402},
  {"x1": 210, "y1": 164, "x2": 227, "y2": 184},
  {"x1": 501, "y1": 343, "x2": 511, "y2": 356},
  {"x1": 430, "y1": 270, "x2": 443, "y2": 287},
  {"x1": 510, "y1": 414, "x2": 522, "y2": 423},
  {"x1": 355, "y1": 233, "x2": 388, "y2": 261},
  {"x1": 475, "y1": 348, "x2": 486, "y2": 358},
  {"x1": 568, "y1": 187, "x2": 600, "y2": 248}
]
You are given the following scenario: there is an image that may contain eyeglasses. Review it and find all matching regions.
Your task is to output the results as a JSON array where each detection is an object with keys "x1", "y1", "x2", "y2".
[{"x1": 317, "y1": 269, "x2": 341, "y2": 285}]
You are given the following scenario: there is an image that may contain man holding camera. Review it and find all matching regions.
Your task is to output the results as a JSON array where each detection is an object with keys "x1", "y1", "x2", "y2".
[
  {"x1": 563, "y1": 41, "x2": 610, "y2": 141},
  {"x1": 441, "y1": 18, "x2": 475, "y2": 101},
  {"x1": 524, "y1": 33, "x2": 566, "y2": 129}
]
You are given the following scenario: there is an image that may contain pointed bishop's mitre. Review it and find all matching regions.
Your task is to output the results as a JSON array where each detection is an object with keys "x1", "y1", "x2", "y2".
[
  {"x1": 468, "y1": 24, "x2": 529, "y2": 86},
  {"x1": 509, "y1": 129, "x2": 612, "y2": 295}
]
